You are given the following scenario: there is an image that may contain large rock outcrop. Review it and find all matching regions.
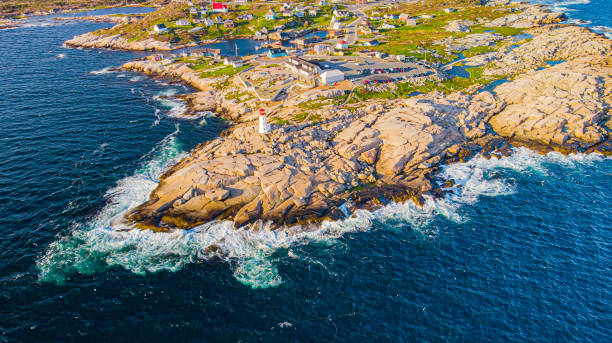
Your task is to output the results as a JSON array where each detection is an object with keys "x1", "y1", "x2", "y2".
[
  {"x1": 65, "y1": 32, "x2": 174, "y2": 51},
  {"x1": 484, "y1": 5, "x2": 566, "y2": 28},
  {"x1": 489, "y1": 55, "x2": 611, "y2": 150},
  {"x1": 487, "y1": 25, "x2": 612, "y2": 75},
  {"x1": 125, "y1": 92, "x2": 504, "y2": 230}
]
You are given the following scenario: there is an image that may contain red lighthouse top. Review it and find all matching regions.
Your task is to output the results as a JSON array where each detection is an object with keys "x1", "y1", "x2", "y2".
[{"x1": 259, "y1": 108, "x2": 265, "y2": 116}]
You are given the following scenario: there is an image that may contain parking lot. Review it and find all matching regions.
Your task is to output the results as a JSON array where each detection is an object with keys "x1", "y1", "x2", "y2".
[{"x1": 302, "y1": 54, "x2": 438, "y2": 86}]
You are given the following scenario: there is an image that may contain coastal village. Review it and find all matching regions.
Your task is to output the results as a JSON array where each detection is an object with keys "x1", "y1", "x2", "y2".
[{"x1": 58, "y1": 0, "x2": 612, "y2": 230}]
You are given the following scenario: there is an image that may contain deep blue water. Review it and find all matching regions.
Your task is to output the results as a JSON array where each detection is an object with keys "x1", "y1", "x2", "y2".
[{"x1": 0, "y1": 3, "x2": 611, "y2": 342}]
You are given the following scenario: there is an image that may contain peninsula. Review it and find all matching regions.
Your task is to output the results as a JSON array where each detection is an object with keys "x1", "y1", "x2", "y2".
[{"x1": 64, "y1": 0, "x2": 610, "y2": 231}]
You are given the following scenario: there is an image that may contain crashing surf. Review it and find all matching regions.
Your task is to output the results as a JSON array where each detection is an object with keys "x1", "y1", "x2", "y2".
[{"x1": 36, "y1": 143, "x2": 608, "y2": 289}]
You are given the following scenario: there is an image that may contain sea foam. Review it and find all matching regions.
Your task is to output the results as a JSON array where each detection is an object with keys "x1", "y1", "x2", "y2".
[
  {"x1": 36, "y1": 145, "x2": 608, "y2": 289},
  {"x1": 90, "y1": 67, "x2": 116, "y2": 75}
]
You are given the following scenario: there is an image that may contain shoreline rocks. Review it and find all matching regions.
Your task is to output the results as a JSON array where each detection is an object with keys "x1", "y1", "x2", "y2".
[
  {"x1": 489, "y1": 55, "x2": 611, "y2": 150},
  {"x1": 125, "y1": 92, "x2": 507, "y2": 231},
  {"x1": 65, "y1": 32, "x2": 178, "y2": 51}
]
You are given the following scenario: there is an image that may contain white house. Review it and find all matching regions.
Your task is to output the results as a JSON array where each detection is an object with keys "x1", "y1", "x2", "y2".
[
  {"x1": 188, "y1": 26, "x2": 203, "y2": 33},
  {"x1": 203, "y1": 18, "x2": 215, "y2": 26},
  {"x1": 381, "y1": 23, "x2": 396, "y2": 29},
  {"x1": 153, "y1": 24, "x2": 167, "y2": 32},
  {"x1": 313, "y1": 44, "x2": 330, "y2": 55},
  {"x1": 175, "y1": 19, "x2": 191, "y2": 26},
  {"x1": 374, "y1": 51, "x2": 386, "y2": 58},
  {"x1": 265, "y1": 9, "x2": 276, "y2": 20},
  {"x1": 224, "y1": 56, "x2": 244, "y2": 67},
  {"x1": 320, "y1": 69, "x2": 344, "y2": 84},
  {"x1": 405, "y1": 18, "x2": 417, "y2": 26},
  {"x1": 335, "y1": 39, "x2": 348, "y2": 50}
]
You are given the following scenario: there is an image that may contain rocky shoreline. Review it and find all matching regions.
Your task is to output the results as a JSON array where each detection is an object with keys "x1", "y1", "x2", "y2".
[{"x1": 109, "y1": 5, "x2": 612, "y2": 231}]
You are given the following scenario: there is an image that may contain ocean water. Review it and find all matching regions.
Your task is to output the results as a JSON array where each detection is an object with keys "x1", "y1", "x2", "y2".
[{"x1": 0, "y1": 3, "x2": 611, "y2": 342}]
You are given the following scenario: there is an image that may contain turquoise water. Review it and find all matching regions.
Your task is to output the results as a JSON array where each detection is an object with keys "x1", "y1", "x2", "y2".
[{"x1": 0, "y1": 2, "x2": 611, "y2": 342}]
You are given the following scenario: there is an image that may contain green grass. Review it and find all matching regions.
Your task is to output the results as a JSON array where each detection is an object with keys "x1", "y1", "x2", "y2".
[
  {"x1": 271, "y1": 117, "x2": 290, "y2": 125},
  {"x1": 461, "y1": 45, "x2": 497, "y2": 57},
  {"x1": 471, "y1": 25, "x2": 524, "y2": 36},
  {"x1": 198, "y1": 64, "x2": 249, "y2": 78},
  {"x1": 293, "y1": 111, "x2": 309, "y2": 121},
  {"x1": 298, "y1": 99, "x2": 329, "y2": 110},
  {"x1": 395, "y1": 66, "x2": 504, "y2": 96},
  {"x1": 354, "y1": 87, "x2": 396, "y2": 100}
]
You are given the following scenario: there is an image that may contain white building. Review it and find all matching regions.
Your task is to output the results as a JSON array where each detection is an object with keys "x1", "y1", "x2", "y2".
[
  {"x1": 259, "y1": 109, "x2": 269, "y2": 134},
  {"x1": 320, "y1": 69, "x2": 344, "y2": 84},
  {"x1": 224, "y1": 56, "x2": 244, "y2": 67},
  {"x1": 335, "y1": 40, "x2": 348, "y2": 50},
  {"x1": 175, "y1": 19, "x2": 191, "y2": 26},
  {"x1": 313, "y1": 44, "x2": 331, "y2": 55},
  {"x1": 153, "y1": 24, "x2": 167, "y2": 32}
]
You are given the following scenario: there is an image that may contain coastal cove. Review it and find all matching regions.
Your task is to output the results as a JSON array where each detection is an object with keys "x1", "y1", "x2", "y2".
[{"x1": 1, "y1": 1, "x2": 611, "y2": 342}]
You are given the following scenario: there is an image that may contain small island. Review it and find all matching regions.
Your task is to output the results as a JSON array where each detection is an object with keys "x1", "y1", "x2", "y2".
[{"x1": 59, "y1": 0, "x2": 610, "y2": 231}]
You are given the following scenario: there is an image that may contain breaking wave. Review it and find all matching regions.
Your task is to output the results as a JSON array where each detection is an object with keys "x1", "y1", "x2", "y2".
[
  {"x1": 36, "y1": 146, "x2": 607, "y2": 289},
  {"x1": 153, "y1": 88, "x2": 188, "y2": 118},
  {"x1": 591, "y1": 25, "x2": 612, "y2": 39},
  {"x1": 89, "y1": 67, "x2": 116, "y2": 75}
]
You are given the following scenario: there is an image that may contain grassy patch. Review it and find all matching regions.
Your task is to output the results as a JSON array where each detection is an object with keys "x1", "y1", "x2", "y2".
[
  {"x1": 199, "y1": 64, "x2": 249, "y2": 78},
  {"x1": 396, "y1": 66, "x2": 504, "y2": 96},
  {"x1": 354, "y1": 87, "x2": 396, "y2": 100},
  {"x1": 461, "y1": 45, "x2": 497, "y2": 57},
  {"x1": 271, "y1": 117, "x2": 290, "y2": 125}
]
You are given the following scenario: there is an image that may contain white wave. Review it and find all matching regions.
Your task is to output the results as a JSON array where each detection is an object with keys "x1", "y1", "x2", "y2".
[
  {"x1": 129, "y1": 75, "x2": 144, "y2": 82},
  {"x1": 568, "y1": 18, "x2": 592, "y2": 25},
  {"x1": 153, "y1": 88, "x2": 192, "y2": 118},
  {"x1": 56, "y1": 53, "x2": 66, "y2": 59},
  {"x1": 155, "y1": 88, "x2": 180, "y2": 97},
  {"x1": 36, "y1": 145, "x2": 608, "y2": 289},
  {"x1": 89, "y1": 67, "x2": 116, "y2": 75},
  {"x1": 155, "y1": 97, "x2": 187, "y2": 118},
  {"x1": 590, "y1": 25, "x2": 612, "y2": 39},
  {"x1": 116, "y1": 73, "x2": 127, "y2": 78}
]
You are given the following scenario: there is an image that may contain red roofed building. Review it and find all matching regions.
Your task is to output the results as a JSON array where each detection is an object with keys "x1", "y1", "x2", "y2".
[
  {"x1": 335, "y1": 40, "x2": 348, "y2": 50},
  {"x1": 212, "y1": 1, "x2": 228, "y2": 13}
]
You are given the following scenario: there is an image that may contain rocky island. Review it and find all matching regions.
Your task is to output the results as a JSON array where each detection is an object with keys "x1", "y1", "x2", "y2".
[{"x1": 64, "y1": 0, "x2": 611, "y2": 231}]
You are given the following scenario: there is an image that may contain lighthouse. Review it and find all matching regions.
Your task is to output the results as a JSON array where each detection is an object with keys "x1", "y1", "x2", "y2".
[{"x1": 259, "y1": 108, "x2": 269, "y2": 134}]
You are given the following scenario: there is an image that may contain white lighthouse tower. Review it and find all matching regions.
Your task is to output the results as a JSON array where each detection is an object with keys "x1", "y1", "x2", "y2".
[{"x1": 259, "y1": 108, "x2": 269, "y2": 134}]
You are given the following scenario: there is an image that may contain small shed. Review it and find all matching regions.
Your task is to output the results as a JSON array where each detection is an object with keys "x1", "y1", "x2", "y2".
[{"x1": 153, "y1": 24, "x2": 167, "y2": 32}]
